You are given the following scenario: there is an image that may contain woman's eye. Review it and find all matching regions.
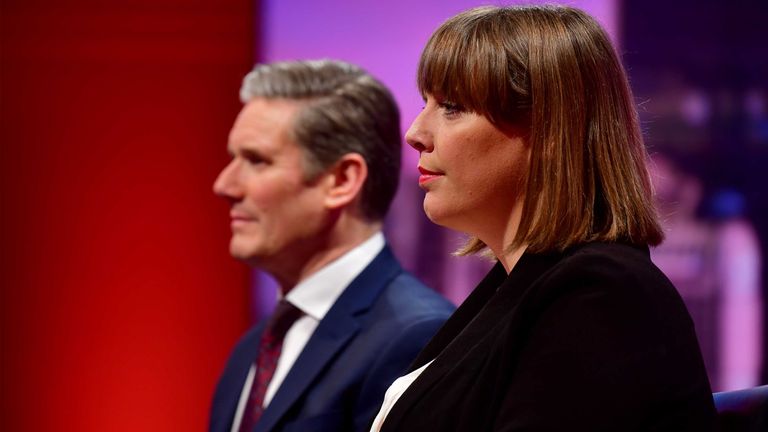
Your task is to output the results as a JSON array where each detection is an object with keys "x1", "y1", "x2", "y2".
[{"x1": 439, "y1": 101, "x2": 464, "y2": 116}]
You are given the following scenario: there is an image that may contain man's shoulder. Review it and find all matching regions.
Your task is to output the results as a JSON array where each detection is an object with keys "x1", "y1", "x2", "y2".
[
  {"x1": 372, "y1": 270, "x2": 455, "y2": 320},
  {"x1": 343, "y1": 244, "x2": 455, "y2": 317}
]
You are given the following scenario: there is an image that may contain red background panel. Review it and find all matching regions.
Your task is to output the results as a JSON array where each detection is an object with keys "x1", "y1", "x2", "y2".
[{"x1": 1, "y1": 1, "x2": 255, "y2": 430}]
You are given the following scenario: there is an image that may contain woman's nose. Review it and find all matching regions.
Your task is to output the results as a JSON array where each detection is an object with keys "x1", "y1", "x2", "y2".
[{"x1": 405, "y1": 111, "x2": 433, "y2": 153}]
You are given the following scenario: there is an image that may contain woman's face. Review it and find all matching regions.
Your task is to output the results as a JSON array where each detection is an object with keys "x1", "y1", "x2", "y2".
[{"x1": 405, "y1": 94, "x2": 530, "y2": 242}]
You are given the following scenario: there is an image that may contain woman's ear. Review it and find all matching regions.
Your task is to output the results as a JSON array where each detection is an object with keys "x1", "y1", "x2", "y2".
[{"x1": 324, "y1": 153, "x2": 368, "y2": 211}]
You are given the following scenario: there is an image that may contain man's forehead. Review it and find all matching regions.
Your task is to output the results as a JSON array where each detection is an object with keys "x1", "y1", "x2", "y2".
[
  {"x1": 228, "y1": 98, "x2": 305, "y2": 148},
  {"x1": 239, "y1": 97, "x2": 305, "y2": 121}
]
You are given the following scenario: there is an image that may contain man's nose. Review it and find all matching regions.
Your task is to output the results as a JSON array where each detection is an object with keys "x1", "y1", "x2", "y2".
[{"x1": 213, "y1": 159, "x2": 241, "y2": 199}]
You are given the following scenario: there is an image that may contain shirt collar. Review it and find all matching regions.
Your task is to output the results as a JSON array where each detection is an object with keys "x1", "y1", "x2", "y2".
[{"x1": 285, "y1": 232, "x2": 385, "y2": 321}]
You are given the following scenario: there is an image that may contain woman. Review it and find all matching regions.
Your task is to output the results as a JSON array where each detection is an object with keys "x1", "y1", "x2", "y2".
[{"x1": 371, "y1": 5, "x2": 716, "y2": 431}]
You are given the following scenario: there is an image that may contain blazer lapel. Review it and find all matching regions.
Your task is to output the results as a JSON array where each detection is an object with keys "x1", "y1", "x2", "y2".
[
  {"x1": 409, "y1": 261, "x2": 507, "y2": 368},
  {"x1": 382, "y1": 251, "x2": 564, "y2": 431},
  {"x1": 255, "y1": 246, "x2": 402, "y2": 432}
]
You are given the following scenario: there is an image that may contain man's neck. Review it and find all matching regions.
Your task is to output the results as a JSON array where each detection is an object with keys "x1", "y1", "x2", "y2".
[{"x1": 271, "y1": 220, "x2": 382, "y2": 293}]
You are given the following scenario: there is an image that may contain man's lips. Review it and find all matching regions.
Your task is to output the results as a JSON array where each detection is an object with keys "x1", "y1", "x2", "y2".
[
  {"x1": 229, "y1": 211, "x2": 251, "y2": 220},
  {"x1": 229, "y1": 211, "x2": 254, "y2": 228},
  {"x1": 418, "y1": 165, "x2": 443, "y2": 185}
]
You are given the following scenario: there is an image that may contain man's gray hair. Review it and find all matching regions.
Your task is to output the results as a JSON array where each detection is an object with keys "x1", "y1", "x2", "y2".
[{"x1": 239, "y1": 59, "x2": 401, "y2": 221}]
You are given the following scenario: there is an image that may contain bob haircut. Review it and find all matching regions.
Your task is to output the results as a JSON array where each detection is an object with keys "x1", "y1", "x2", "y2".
[{"x1": 417, "y1": 5, "x2": 664, "y2": 254}]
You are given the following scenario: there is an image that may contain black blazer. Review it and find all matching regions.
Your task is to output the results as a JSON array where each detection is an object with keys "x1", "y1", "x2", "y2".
[{"x1": 380, "y1": 242, "x2": 716, "y2": 431}]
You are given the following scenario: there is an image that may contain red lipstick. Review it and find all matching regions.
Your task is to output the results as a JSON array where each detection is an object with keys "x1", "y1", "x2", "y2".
[{"x1": 418, "y1": 166, "x2": 443, "y2": 185}]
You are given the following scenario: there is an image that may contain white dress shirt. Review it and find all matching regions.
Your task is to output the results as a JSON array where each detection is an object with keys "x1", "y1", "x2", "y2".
[{"x1": 230, "y1": 232, "x2": 385, "y2": 432}]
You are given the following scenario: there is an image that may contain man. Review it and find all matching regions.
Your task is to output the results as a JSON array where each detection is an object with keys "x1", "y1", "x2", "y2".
[{"x1": 209, "y1": 60, "x2": 454, "y2": 432}]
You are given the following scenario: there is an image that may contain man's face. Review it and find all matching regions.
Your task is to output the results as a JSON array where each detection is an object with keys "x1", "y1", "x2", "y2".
[{"x1": 213, "y1": 98, "x2": 330, "y2": 269}]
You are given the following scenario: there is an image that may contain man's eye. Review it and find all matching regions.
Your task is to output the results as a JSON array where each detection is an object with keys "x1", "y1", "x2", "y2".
[{"x1": 242, "y1": 150, "x2": 265, "y2": 165}]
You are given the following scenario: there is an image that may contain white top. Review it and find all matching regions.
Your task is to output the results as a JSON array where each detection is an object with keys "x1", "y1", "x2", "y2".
[
  {"x1": 230, "y1": 232, "x2": 385, "y2": 432},
  {"x1": 369, "y1": 360, "x2": 435, "y2": 432}
]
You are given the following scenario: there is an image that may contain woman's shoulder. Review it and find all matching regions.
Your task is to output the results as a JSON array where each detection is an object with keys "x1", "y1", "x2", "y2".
[
  {"x1": 562, "y1": 241, "x2": 651, "y2": 265},
  {"x1": 532, "y1": 241, "x2": 684, "y2": 311},
  {"x1": 551, "y1": 241, "x2": 667, "y2": 285},
  {"x1": 519, "y1": 241, "x2": 700, "y2": 360}
]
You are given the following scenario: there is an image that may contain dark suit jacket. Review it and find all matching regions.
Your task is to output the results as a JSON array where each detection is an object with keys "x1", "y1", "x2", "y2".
[
  {"x1": 209, "y1": 245, "x2": 454, "y2": 432},
  {"x1": 381, "y1": 242, "x2": 717, "y2": 431}
]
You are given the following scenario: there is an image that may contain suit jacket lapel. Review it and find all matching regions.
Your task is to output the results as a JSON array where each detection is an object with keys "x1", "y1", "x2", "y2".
[
  {"x1": 212, "y1": 323, "x2": 265, "y2": 432},
  {"x1": 255, "y1": 246, "x2": 402, "y2": 432}
]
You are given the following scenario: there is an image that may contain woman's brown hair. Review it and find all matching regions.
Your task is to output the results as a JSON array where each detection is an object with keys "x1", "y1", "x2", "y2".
[{"x1": 417, "y1": 5, "x2": 663, "y2": 254}]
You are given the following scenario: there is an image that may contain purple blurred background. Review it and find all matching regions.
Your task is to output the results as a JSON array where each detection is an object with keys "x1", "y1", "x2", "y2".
[
  {"x1": 251, "y1": 0, "x2": 768, "y2": 392},
  {"x1": 252, "y1": 0, "x2": 619, "y2": 312}
]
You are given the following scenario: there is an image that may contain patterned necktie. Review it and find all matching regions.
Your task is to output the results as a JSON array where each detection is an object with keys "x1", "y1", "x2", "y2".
[{"x1": 239, "y1": 300, "x2": 303, "y2": 432}]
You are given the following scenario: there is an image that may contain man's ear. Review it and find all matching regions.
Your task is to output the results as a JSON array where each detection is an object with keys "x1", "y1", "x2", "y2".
[{"x1": 324, "y1": 153, "x2": 367, "y2": 211}]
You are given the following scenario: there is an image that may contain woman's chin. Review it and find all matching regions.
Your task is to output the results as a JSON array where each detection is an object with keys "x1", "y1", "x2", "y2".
[
  {"x1": 422, "y1": 199, "x2": 443, "y2": 224},
  {"x1": 423, "y1": 201, "x2": 462, "y2": 231}
]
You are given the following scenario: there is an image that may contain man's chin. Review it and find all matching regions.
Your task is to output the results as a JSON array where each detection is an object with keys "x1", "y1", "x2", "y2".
[{"x1": 229, "y1": 242, "x2": 262, "y2": 263}]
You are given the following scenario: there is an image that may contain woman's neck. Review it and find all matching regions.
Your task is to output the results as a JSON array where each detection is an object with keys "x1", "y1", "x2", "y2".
[
  {"x1": 480, "y1": 199, "x2": 527, "y2": 273},
  {"x1": 494, "y1": 244, "x2": 527, "y2": 274}
]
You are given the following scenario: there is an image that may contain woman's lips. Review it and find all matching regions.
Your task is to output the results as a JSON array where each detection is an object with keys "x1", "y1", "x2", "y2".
[{"x1": 418, "y1": 166, "x2": 443, "y2": 185}]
